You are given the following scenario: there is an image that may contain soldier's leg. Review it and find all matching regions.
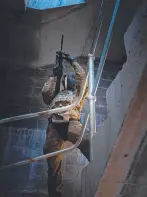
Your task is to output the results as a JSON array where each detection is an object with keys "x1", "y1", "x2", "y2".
[
  {"x1": 43, "y1": 123, "x2": 64, "y2": 197},
  {"x1": 68, "y1": 120, "x2": 90, "y2": 161}
]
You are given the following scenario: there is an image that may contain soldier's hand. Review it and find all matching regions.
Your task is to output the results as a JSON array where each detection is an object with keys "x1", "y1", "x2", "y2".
[
  {"x1": 62, "y1": 52, "x2": 74, "y2": 64},
  {"x1": 56, "y1": 51, "x2": 74, "y2": 65}
]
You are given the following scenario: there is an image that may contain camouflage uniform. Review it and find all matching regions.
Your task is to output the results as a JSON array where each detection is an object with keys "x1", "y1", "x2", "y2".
[{"x1": 42, "y1": 60, "x2": 89, "y2": 197}]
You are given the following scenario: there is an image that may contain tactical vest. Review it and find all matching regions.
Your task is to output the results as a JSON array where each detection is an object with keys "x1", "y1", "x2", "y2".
[{"x1": 50, "y1": 90, "x2": 76, "y2": 123}]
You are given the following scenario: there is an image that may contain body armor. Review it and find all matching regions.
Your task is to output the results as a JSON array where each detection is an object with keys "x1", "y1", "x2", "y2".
[
  {"x1": 42, "y1": 60, "x2": 88, "y2": 123},
  {"x1": 50, "y1": 90, "x2": 75, "y2": 123}
]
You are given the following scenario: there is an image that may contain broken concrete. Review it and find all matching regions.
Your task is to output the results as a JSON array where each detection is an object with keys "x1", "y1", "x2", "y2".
[{"x1": 81, "y1": 0, "x2": 147, "y2": 196}]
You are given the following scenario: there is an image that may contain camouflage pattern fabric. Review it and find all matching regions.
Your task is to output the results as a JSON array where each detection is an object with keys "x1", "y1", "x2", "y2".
[
  {"x1": 43, "y1": 120, "x2": 89, "y2": 196},
  {"x1": 42, "y1": 60, "x2": 88, "y2": 122},
  {"x1": 42, "y1": 60, "x2": 89, "y2": 196}
]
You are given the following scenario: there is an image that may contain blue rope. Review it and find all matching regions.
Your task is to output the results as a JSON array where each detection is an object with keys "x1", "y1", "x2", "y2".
[{"x1": 92, "y1": 0, "x2": 121, "y2": 96}]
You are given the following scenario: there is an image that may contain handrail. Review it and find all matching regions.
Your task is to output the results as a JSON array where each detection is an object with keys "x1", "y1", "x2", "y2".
[
  {"x1": 0, "y1": 0, "x2": 120, "y2": 170},
  {"x1": 0, "y1": 74, "x2": 88, "y2": 125},
  {"x1": 0, "y1": 113, "x2": 89, "y2": 170},
  {"x1": 88, "y1": 53, "x2": 96, "y2": 162}
]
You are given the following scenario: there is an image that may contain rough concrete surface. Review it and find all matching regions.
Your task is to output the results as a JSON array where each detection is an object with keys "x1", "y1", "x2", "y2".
[
  {"x1": 121, "y1": 133, "x2": 147, "y2": 197},
  {"x1": 0, "y1": 0, "x2": 141, "y2": 69},
  {"x1": 81, "y1": 0, "x2": 147, "y2": 196},
  {"x1": 94, "y1": 65, "x2": 147, "y2": 197}
]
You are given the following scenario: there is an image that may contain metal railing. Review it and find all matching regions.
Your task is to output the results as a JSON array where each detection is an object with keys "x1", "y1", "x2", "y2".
[
  {"x1": 1, "y1": 113, "x2": 89, "y2": 170},
  {"x1": 0, "y1": 0, "x2": 120, "y2": 170},
  {"x1": 0, "y1": 74, "x2": 88, "y2": 125}
]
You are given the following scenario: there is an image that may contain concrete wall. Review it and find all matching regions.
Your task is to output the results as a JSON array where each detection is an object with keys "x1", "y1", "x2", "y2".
[
  {"x1": 121, "y1": 133, "x2": 147, "y2": 197},
  {"x1": 33, "y1": 0, "x2": 140, "y2": 65},
  {"x1": 119, "y1": 1, "x2": 147, "y2": 196},
  {"x1": 0, "y1": 0, "x2": 141, "y2": 69},
  {"x1": 80, "y1": 0, "x2": 147, "y2": 196},
  {"x1": 0, "y1": 66, "x2": 50, "y2": 194},
  {"x1": 0, "y1": 9, "x2": 42, "y2": 68}
]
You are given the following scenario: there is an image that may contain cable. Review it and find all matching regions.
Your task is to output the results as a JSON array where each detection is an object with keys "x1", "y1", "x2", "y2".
[
  {"x1": 91, "y1": 0, "x2": 104, "y2": 55},
  {"x1": 92, "y1": 0, "x2": 120, "y2": 96},
  {"x1": 81, "y1": 0, "x2": 105, "y2": 56}
]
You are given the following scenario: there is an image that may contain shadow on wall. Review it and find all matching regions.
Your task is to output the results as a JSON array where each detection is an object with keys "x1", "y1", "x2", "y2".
[{"x1": 0, "y1": 8, "x2": 42, "y2": 67}]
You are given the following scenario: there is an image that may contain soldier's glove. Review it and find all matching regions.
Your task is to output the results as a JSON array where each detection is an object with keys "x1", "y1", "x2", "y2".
[
  {"x1": 56, "y1": 51, "x2": 75, "y2": 65},
  {"x1": 63, "y1": 52, "x2": 75, "y2": 65}
]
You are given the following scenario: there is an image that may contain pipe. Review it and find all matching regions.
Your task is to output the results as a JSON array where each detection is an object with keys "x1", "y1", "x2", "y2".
[
  {"x1": 0, "y1": 113, "x2": 89, "y2": 170},
  {"x1": 88, "y1": 53, "x2": 96, "y2": 161},
  {"x1": 0, "y1": 74, "x2": 88, "y2": 125},
  {"x1": 93, "y1": 0, "x2": 120, "y2": 96}
]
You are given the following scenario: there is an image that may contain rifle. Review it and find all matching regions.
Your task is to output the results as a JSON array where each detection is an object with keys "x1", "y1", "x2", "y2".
[{"x1": 53, "y1": 35, "x2": 64, "y2": 95}]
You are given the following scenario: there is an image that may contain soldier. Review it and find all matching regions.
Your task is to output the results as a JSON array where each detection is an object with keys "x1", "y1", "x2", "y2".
[{"x1": 42, "y1": 52, "x2": 89, "y2": 197}]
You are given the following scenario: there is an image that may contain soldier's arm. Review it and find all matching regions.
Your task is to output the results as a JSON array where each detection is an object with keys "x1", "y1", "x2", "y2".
[
  {"x1": 42, "y1": 76, "x2": 56, "y2": 105},
  {"x1": 71, "y1": 61, "x2": 89, "y2": 110},
  {"x1": 71, "y1": 60, "x2": 86, "y2": 91},
  {"x1": 62, "y1": 52, "x2": 87, "y2": 94}
]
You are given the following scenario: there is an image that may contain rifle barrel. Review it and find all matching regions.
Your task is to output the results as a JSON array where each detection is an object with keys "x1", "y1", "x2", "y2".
[{"x1": 61, "y1": 34, "x2": 64, "y2": 51}]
